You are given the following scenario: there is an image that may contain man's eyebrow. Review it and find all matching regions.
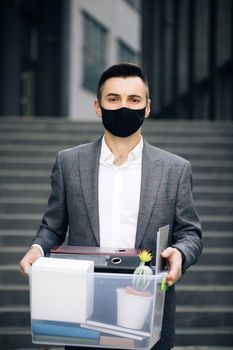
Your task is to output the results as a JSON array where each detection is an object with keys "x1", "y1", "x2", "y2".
[
  {"x1": 106, "y1": 93, "x2": 120, "y2": 97},
  {"x1": 106, "y1": 93, "x2": 143, "y2": 98},
  {"x1": 128, "y1": 94, "x2": 143, "y2": 98}
]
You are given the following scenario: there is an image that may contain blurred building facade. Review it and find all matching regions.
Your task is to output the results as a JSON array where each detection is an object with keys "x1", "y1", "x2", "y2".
[
  {"x1": 0, "y1": 0, "x2": 232, "y2": 121},
  {"x1": 0, "y1": 0, "x2": 141, "y2": 120},
  {"x1": 68, "y1": 0, "x2": 141, "y2": 120},
  {"x1": 142, "y1": 0, "x2": 233, "y2": 120}
]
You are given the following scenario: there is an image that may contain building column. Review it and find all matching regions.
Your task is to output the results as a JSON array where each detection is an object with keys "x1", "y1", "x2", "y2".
[
  {"x1": 187, "y1": 0, "x2": 195, "y2": 119},
  {"x1": 208, "y1": 0, "x2": 217, "y2": 120}
]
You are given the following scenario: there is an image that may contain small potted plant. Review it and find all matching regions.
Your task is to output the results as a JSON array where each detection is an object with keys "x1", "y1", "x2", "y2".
[
  {"x1": 126, "y1": 250, "x2": 153, "y2": 296},
  {"x1": 116, "y1": 250, "x2": 154, "y2": 330}
]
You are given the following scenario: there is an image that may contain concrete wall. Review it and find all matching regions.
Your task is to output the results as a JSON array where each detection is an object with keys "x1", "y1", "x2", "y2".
[{"x1": 68, "y1": 0, "x2": 141, "y2": 121}]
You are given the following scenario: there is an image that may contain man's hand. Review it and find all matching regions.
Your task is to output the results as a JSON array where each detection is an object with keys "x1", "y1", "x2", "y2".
[
  {"x1": 161, "y1": 247, "x2": 183, "y2": 286},
  {"x1": 19, "y1": 246, "x2": 42, "y2": 278}
]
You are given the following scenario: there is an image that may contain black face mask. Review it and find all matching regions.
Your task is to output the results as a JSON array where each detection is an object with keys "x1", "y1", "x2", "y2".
[{"x1": 101, "y1": 106, "x2": 146, "y2": 137}]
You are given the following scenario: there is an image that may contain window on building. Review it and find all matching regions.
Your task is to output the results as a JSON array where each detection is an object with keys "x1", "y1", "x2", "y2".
[
  {"x1": 118, "y1": 39, "x2": 139, "y2": 64},
  {"x1": 124, "y1": 0, "x2": 142, "y2": 12},
  {"x1": 82, "y1": 12, "x2": 108, "y2": 93}
]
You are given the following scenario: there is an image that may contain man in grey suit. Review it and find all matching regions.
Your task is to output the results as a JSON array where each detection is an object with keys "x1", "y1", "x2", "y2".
[{"x1": 20, "y1": 63, "x2": 202, "y2": 349}]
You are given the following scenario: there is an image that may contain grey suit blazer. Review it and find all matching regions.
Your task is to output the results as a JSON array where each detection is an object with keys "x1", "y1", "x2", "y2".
[{"x1": 32, "y1": 138, "x2": 202, "y2": 349}]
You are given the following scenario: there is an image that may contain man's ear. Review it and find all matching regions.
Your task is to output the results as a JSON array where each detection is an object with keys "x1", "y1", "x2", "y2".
[
  {"x1": 94, "y1": 99, "x2": 102, "y2": 119},
  {"x1": 145, "y1": 99, "x2": 151, "y2": 119}
]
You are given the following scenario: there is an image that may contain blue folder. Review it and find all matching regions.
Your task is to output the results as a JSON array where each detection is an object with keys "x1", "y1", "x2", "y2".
[{"x1": 32, "y1": 320, "x2": 100, "y2": 339}]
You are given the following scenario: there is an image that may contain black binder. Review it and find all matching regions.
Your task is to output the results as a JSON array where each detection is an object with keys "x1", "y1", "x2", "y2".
[
  {"x1": 49, "y1": 246, "x2": 143, "y2": 273},
  {"x1": 49, "y1": 225, "x2": 169, "y2": 274}
]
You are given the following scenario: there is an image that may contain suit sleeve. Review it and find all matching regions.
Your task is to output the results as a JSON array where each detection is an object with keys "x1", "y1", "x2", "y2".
[
  {"x1": 172, "y1": 161, "x2": 202, "y2": 272},
  {"x1": 31, "y1": 152, "x2": 68, "y2": 254}
]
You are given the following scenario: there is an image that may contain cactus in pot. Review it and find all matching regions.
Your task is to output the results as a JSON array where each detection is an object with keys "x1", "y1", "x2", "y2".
[
  {"x1": 125, "y1": 250, "x2": 153, "y2": 297},
  {"x1": 117, "y1": 250, "x2": 154, "y2": 329}
]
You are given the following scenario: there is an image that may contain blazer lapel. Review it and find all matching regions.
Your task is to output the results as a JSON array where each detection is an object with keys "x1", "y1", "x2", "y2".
[
  {"x1": 135, "y1": 141, "x2": 164, "y2": 248},
  {"x1": 79, "y1": 139, "x2": 102, "y2": 246}
]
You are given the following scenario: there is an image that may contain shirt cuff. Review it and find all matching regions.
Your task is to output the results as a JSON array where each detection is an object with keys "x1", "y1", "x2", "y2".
[{"x1": 31, "y1": 244, "x2": 44, "y2": 257}]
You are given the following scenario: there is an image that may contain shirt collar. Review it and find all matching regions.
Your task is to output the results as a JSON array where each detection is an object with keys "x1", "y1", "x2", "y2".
[{"x1": 100, "y1": 136, "x2": 143, "y2": 165}]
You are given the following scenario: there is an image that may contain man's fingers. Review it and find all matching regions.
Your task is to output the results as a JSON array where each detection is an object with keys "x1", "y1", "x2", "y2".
[
  {"x1": 19, "y1": 257, "x2": 32, "y2": 278},
  {"x1": 19, "y1": 261, "x2": 30, "y2": 278},
  {"x1": 166, "y1": 264, "x2": 181, "y2": 286},
  {"x1": 19, "y1": 247, "x2": 42, "y2": 278},
  {"x1": 161, "y1": 247, "x2": 183, "y2": 286}
]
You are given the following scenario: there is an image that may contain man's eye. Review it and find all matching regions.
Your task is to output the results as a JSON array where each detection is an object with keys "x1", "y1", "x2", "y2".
[
  {"x1": 131, "y1": 98, "x2": 140, "y2": 103},
  {"x1": 108, "y1": 97, "x2": 117, "y2": 102}
]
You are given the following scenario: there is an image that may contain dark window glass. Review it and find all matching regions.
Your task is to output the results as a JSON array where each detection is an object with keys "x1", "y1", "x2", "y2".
[
  {"x1": 124, "y1": 0, "x2": 142, "y2": 12},
  {"x1": 118, "y1": 39, "x2": 139, "y2": 64},
  {"x1": 83, "y1": 12, "x2": 108, "y2": 93}
]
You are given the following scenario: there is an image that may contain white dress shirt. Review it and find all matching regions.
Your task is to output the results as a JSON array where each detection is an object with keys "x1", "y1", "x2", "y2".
[
  {"x1": 98, "y1": 137, "x2": 143, "y2": 248},
  {"x1": 32, "y1": 137, "x2": 143, "y2": 255}
]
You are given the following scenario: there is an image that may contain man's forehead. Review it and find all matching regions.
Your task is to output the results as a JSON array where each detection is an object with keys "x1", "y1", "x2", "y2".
[{"x1": 102, "y1": 76, "x2": 147, "y2": 96}]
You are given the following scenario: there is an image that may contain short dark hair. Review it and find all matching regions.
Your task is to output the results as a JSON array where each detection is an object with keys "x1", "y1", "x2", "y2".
[{"x1": 97, "y1": 63, "x2": 149, "y2": 100}]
